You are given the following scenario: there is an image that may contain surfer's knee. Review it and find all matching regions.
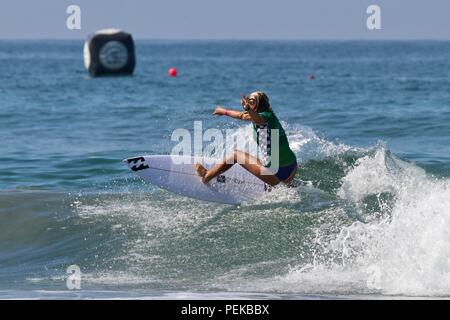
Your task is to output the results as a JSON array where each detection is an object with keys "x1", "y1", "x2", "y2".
[
  {"x1": 233, "y1": 150, "x2": 248, "y2": 164},
  {"x1": 228, "y1": 149, "x2": 239, "y2": 163},
  {"x1": 223, "y1": 150, "x2": 237, "y2": 162}
]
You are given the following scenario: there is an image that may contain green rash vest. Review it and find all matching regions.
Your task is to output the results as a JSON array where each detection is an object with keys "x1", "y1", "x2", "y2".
[{"x1": 252, "y1": 111, "x2": 297, "y2": 168}]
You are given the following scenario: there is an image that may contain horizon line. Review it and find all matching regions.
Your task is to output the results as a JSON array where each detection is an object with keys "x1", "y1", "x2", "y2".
[{"x1": 1, "y1": 37, "x2": 450, "y2": 42}]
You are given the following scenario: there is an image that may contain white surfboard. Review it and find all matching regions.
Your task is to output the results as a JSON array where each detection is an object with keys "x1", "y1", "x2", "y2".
[{"x1": 123, "y1": 155, "x2": 270, "y2": 204}]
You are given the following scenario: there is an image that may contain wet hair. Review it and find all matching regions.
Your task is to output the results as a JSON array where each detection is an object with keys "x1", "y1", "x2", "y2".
[{"x1": 247, "y1": 91, "x2": 274, "y2": 114}]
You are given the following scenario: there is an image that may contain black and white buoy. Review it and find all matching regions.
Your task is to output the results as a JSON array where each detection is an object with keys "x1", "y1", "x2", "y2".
[{"x1": 84, "y1": 29, "x2": 136, "y2": 77}]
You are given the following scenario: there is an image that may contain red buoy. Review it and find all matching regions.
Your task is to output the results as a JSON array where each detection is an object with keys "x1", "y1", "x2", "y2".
[{"x1": 168, "y1": 67, "x2": 178, "y2": 77}]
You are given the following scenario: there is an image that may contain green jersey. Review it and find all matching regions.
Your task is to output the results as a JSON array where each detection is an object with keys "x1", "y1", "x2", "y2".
[{"x1": 252, "y1": 111, "x2": 297, "y2": 168}]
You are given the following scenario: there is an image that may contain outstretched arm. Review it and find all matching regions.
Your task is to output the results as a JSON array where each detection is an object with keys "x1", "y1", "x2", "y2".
[{"x1": 213, "y1": 106, "x2": 266, "y2": 125}]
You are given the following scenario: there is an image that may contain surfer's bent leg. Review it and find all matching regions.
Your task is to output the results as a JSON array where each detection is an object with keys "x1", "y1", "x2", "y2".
[
  {"x1": 195, "y1": 152, "x2": 235, "y2": 184},
  {"x1": 195, "y1": 150, "x2": 280, "y2": 186},
  {"x1": 233, "y1": 150, "x2": 280, "y2": 186}
]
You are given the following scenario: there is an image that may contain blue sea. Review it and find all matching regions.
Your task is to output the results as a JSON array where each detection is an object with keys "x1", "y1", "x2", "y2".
[{"x1": 0, "y1": 40, "x2": 449, "y2": 299}]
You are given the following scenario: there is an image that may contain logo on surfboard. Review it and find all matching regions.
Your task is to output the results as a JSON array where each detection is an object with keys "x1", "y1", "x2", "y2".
[{"x1": 126, "y1": 157, "x2": 150, "y2": 172}]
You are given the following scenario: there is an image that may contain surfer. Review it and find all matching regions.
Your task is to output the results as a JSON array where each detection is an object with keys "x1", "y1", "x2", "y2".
[{"x1": 195, "y1": 91, "x2": 298, "y2": 186}]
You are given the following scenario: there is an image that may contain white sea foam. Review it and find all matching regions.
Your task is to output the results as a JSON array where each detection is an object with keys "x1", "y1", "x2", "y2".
[
  {"x1": 243, "y1": 146, "x2": 450, "y2": 296},
  {"x1": 211, "y1": 123, "x2": 359, "y2": 164},
  {"x1": 284, "y1": 123, "x2": 360, "y2": 163}
]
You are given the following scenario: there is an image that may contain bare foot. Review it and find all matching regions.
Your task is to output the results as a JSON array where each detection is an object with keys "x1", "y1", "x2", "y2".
[{"x1": 194, "y1": 163, "x2": 209, "y2": 183}]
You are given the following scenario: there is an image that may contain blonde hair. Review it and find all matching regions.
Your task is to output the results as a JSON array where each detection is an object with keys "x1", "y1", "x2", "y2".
[{"x1": 247, "y1": 91, "x2": 273, "y2": 113}]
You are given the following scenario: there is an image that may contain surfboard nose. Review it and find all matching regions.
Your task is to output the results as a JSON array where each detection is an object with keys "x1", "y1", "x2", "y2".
[{"x1": 122, "y1": 158, "x2": 131, "y2": 167}]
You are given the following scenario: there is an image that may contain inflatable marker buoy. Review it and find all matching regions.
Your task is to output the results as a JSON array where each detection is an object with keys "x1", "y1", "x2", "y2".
[
  {"x1": 84, "y1": 29, "x2": 136, "y2": 77},
  {"x1": 168, "y1": 67, "x2": 178, "y2": 77}
]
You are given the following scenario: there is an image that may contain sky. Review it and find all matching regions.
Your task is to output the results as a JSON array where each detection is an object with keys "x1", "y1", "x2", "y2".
[{"x1": 1, "y1": 0, "x2": 450, "y2": 40}]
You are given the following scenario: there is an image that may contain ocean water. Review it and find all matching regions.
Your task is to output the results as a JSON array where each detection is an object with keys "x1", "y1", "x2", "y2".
[{"x1": 0, "y1": 40, "x2": 449, "y2": 299}]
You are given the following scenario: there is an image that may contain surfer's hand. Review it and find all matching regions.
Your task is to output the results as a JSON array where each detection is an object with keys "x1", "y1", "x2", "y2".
[{"x1": 213, "y1": 106, "x2": 226, "y2": 116}]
